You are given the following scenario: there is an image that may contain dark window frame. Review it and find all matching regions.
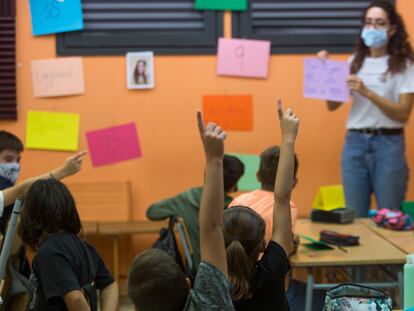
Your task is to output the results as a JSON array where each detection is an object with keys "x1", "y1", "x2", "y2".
[
  {"x1": 57, "y1": 1, "x2": 223, "y2": 56},
  {"x1": 232, "y1": 0, "x2": 395, "y2": 54}
]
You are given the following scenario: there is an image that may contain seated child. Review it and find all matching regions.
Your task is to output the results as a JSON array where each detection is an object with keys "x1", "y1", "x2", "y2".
[
  {"x1": 127, "y1": 112, "x2": 234, "y2": 310},
  {"x1": 146, "y1": 154, "x2": 244, "y2": 269},
  {"x1": 224, "y1": 101, "x2": 298, "y2": 311},
  {"x1": 0, "y1": 130, "x2": 24, "y2": 232},
  {"x1": 18, "y1": 179, "x2": 118, "y2": 311},
  {"x1": 230, "y1": 145, "x2": 298, "y2": 243}
]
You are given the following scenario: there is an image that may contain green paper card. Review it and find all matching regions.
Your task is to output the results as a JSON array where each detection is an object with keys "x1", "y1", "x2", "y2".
[
  {"x1": 195, "y1": 0, "x2": 247, "y2": 11},
  {"x1": 229, "y1": 153, "x2": 260, "y2": 191},
  {"x1": 300, "y1": 235, "x2": 335, "y2": 251}
]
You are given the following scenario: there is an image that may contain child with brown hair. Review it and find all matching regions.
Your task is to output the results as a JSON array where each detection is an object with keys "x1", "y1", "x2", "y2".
[{"x1": 224, "y1": 101, "x2": 299, "y2": 311}]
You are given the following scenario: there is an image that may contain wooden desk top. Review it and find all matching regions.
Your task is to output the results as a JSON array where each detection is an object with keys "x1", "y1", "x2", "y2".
[
  {"x1": 81, "y1": 222, "x2": 99, "y2": 235},
  {"x1": 357, "y1": 218, "x2": 414, "y2": 254},
  {"x1": 97, "y1": 220, "x2": 169, "y2": 235},
  {"x1": 358, "y1": 218, "x2": 414, "y2": 237},
  {"x1": 290, "y1": 219, "x2": 406, "y2": 268}
]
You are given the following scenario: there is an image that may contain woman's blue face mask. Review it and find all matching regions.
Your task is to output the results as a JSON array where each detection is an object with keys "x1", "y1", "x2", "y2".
[{"x1": 361, "y1": 27, "x2": 389, "y2": 48}]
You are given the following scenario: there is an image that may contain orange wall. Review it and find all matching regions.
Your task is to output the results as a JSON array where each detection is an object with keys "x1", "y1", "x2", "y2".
[{"x1": 3, "y1": 0, "x2": 414, "y2": 273}]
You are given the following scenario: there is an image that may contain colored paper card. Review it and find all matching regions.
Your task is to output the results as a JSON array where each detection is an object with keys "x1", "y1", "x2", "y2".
[
  {"x1": 195, "y1": 0, "x2": 247, "y2": 11},
  {"x1": 300, "y1": 235, "x2": 335, "y2": 251},
  {"x1": 31, "y1": 58, "x2": 84, "y2": 97},
  {"x1": 203, "y1": 95, "x2": 253, "y2": 131},
  {"x1": 26, "y1": 111, "x2": 80, "y2": 151},
  {"x1": 86, "y1": 123, "x2": 142, "y2": 167},
  {"x1": 303, "y1": 58, "x2": 350, "y2": 102},
  {"x1": 29, "y1": 0, "x2": 84, "y2": 36},
  {"x1": 229, "y1": 153, "x2": 260, "y2": 191},
  {"x1": 217, "y1": 38, "x2": 271, "y2": 78},
  {"x1": 313, "y1": 185, "x2": 346, "y2": 211}
]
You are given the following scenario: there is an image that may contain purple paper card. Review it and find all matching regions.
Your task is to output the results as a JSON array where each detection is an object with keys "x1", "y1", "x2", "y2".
[
  {"x1": 303, "y1": 58, "x2": 350, "y2": 102},
  {"x1": 86, "y1": 123, "x2": 142, "y2": 167}
]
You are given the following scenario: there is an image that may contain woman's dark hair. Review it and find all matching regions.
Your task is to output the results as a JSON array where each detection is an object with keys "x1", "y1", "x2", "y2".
[
  {"x1": 19, "y1": 179, "x2": 81, "y2": 250},
  {"x1": 351, "y1": 0, "x2": 414, "y2": 75},
  {"x1": 223, "y1": 206, "x2": 266, "y2": 300},
  {"x1": 134, "y1": 60, "x2": 148, "y2": 84}
]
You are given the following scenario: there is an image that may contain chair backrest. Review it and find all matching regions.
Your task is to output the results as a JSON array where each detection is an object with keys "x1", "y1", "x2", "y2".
[
  {"x1": 66, "y1": 181, "x2": 131, "y2": 222},
  {"x1": 175, "y1": 217, "x2": 194, "y2": 275}
]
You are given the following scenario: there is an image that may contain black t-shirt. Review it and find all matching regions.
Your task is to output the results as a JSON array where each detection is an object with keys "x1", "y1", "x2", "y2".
[
  {"x1": 29, "y1": 232, "x2": 114, "y2": 311},
  {"x1": 234, "y1": 241, "x2": 290, "y2": 311}
]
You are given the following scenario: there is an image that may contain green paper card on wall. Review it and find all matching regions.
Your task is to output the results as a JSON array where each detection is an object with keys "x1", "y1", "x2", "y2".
[
  {"x1": 229, "y1": 153, "x2": 260, "y2": 191},
  {"x1": 195, "y1": 0, "x2": 247, "y2": 11}
]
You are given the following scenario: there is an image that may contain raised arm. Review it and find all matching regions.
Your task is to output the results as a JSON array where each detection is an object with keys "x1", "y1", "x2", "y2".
[
  {"x1": 272, "y1": 100, "x2": 299, "y2": 255},
  {"x1": 2, "y1": 151, "x2": 86, "y2": 207},
  {"x1": 197, "y1": 111, "x2": 228, "y2": 277}
]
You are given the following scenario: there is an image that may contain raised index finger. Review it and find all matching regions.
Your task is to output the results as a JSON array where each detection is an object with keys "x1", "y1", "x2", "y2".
[
  {"x1": 73, "y1": 151, "x2": 87, "y2": 160},
  {"x1": 277, "y1": 98, "x2": 283, "y2": 120},
  {"x1": 197, "y1": 111, "x2": 205, "y2": 135}
]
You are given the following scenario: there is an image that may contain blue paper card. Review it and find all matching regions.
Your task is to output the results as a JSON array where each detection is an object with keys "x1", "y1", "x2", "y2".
[{"x1": 29, "y1": 0, "x2": 84, "y2": 36}]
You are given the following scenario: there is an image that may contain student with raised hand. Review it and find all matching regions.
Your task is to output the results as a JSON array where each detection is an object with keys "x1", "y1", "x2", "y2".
[
  {"x1": 224, "y1": 100, "x2": 299, "y2": 311},
  {"x1": 0, "y1": 151, "x2": 86, "y2": 210},
  {"x1": 127, "y1": 112, "x2": 234, "y2": 311}
]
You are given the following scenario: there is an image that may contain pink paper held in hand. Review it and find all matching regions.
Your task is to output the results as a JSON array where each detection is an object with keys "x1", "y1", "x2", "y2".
[
  {"x1": 217, "y1": 38, "x2": 271, "y2": 79},
  {"x1": 86, "y1": 123, "x2": 142, "y2": 167}
]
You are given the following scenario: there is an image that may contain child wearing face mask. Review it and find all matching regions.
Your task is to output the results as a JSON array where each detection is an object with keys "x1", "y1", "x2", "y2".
[{"x1": 0, "y1": 131, "x2": 24, "y2": 233}]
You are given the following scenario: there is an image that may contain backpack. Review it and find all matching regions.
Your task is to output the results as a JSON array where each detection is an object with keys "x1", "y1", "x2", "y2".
[
  {"x1": 372, "y1": 208, "x2": 413, "y2": 230},
  {"x1": 323, "y1": 284, "x2": 392, "y2": 311},
  {"x1": 152, "y1": 216, "x2": 185, "y2": 270}
]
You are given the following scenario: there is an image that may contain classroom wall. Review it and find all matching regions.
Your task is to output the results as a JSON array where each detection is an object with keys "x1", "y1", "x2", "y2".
[{"x1": 4, "y1": 0, "x2": 414, "y2": 277}]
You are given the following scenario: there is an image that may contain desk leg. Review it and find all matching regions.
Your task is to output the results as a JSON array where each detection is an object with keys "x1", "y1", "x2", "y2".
[
  {"x1": 398, "y1": 270, "x2": 403, "y2": 309},
  {"x1": 112, "y1": 236, "x2": 119, "y2": 285},
  {"x1": 305, "y1": 267, "x2": 314, "y2": 311}
]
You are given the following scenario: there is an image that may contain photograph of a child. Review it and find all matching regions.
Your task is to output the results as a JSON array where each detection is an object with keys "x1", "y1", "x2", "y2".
[{"x1": 126, "y1": 52, "x2": 154, "y2": 89}]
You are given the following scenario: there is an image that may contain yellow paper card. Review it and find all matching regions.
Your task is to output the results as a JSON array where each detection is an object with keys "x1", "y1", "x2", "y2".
[
  {"x1": 313, "y1": 185, "x2": 345, "y2": 211},
  {"x1": 26, "y1": 111, "x2": 80, "y2": 151}
]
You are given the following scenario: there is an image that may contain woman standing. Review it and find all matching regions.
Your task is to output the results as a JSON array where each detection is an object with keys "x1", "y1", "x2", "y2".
[{"x1": 319, "y1": 0, "x2": 414, "y2": 216}]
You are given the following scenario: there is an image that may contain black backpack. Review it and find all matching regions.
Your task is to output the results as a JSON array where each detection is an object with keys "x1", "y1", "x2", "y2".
[{"x1": 152, "y1": 216, "x2": 185, "y2": 270}]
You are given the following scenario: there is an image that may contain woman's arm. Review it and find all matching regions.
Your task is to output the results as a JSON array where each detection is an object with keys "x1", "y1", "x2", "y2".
[
  {"x1": 100, "y1": 282, "x2": 119, "y2": 311},
  {"x1": 348, "y1": 75, "x2": 414, "y2": 122},
  {"x1": 2, "y1": 151, "x2": 86, "y2": 206},
  {"x1": 63, "y1": 290, "x2": 90, "y2": 311}
]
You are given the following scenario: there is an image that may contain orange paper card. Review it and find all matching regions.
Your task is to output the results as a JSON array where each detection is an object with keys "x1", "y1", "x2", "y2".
[
  {"x1": 202, "y1": 95, "x2": 253, "y2": 131},
  {"x1": 31, "y1": 57, "x2": 85, "y2": 97}
]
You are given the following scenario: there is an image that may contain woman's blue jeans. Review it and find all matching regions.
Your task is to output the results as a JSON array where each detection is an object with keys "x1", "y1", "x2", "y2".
[{"x1": 341, "y1": 131, "x2": 408, "y2": 217}]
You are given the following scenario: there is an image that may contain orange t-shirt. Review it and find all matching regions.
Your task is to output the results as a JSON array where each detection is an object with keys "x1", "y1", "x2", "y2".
[{"x1": 229, "y1": 190, "x2": 297, "y2": 242}]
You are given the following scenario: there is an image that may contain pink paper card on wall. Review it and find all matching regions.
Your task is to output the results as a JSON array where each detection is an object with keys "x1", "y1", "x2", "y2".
[
  {"x1": 217, "y1": 38, "x2": 271, "y2": 79},
  {"x1": 86, "y1": 123, "x2": 142, "y2": 167},
  {"x1": 31, "y1": 57, "x2": 85, "y2": 97}
]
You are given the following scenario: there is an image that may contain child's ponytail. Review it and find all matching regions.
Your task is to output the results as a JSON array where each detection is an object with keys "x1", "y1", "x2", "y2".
[
  {"x1": 223, "y1": 206, "x2": 266, "y2": 301},
  {"x1": 226, "y1": 239, "x2": 252, "y2": 300}
]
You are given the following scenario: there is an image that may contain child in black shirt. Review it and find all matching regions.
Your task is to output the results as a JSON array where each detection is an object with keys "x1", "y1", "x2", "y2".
[
  {"x1": 18, "y1": 179, "x2": 118, "y2": 311},
  {"x1": 224, "y1": 101, "x2": 299, "y2": 311},
  {"x1": 127, "y1": 112, "x2": 235, "y2": 311}
]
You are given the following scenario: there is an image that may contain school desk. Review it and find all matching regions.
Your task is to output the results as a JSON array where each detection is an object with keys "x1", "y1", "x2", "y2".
[
  {"x1": 290, "y1": 219, "x2": 407, "y2": 311},
  {"x1": 358, "y1": 218, "x2": 414, "y2": 254},
  {"x1": 93, "y1": 220, "x2": 168, "y2": 284}
]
